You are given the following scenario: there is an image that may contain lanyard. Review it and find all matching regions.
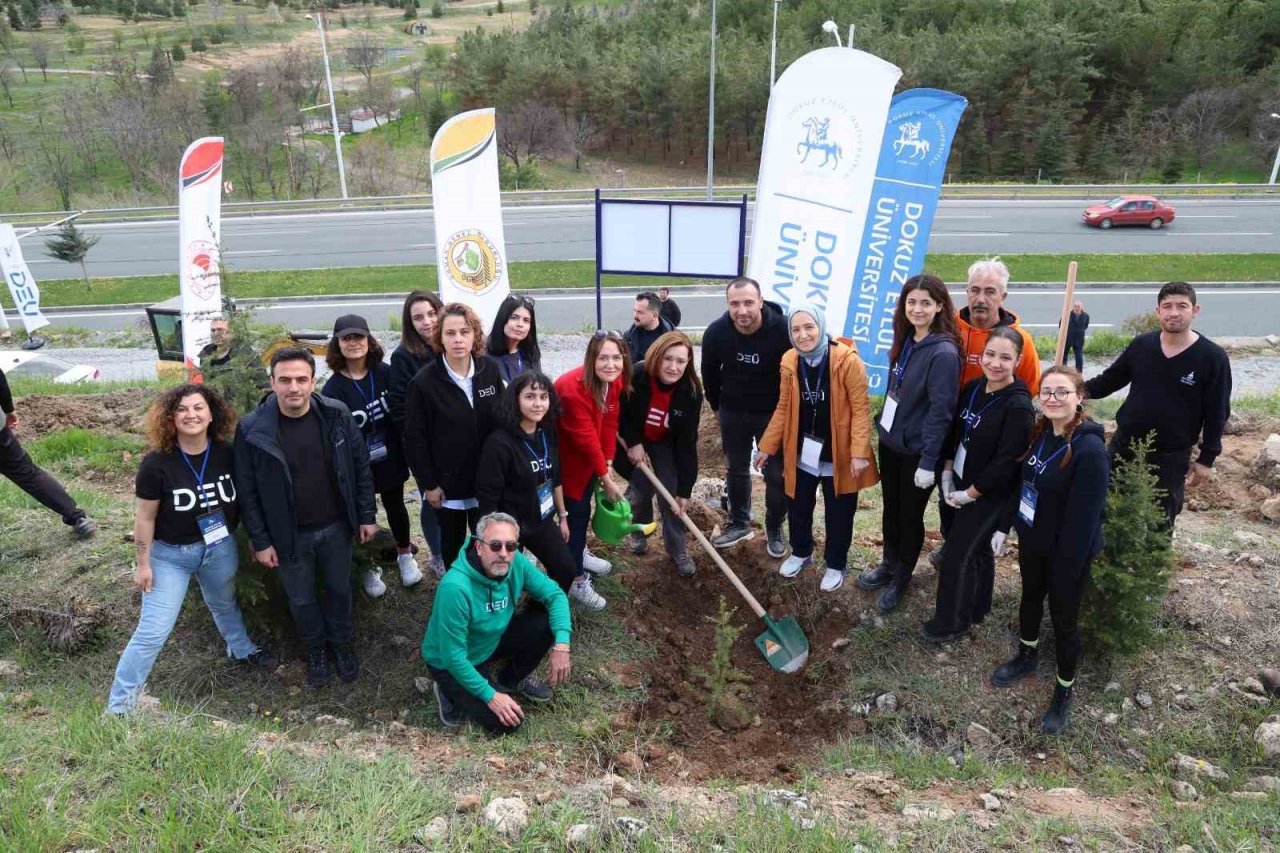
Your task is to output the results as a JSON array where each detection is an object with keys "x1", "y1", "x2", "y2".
[
  {"x1": 799, "y1": 355, "x2": 827, "y2": 434},
  {"x1": 348, "y1": 371, "x2": 379, "y2": 408},
  {"x1": 891, "y1": 338, "x2": 915, "y2": 394},
  {"x1": 523, "y1": 430, "x2": 550, "y2": 483},
  {"x1": 961, "y1": 383, "x2": 1007, "y2": 442},
  {"x1": 180, "y1": 445, "x2": 211, "y2": 491},
  {"x1": 1025, "y1": 434, "x2": 1071, "y2": 486}
]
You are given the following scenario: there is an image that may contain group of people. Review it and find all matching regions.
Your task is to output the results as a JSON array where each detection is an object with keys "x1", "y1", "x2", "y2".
[{"x1": 102, "y1": 263, "x2": 1231, "y2": 737}]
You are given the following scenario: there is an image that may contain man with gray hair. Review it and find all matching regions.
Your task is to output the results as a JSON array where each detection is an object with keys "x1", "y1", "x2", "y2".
[
  {"x1": 421, "y1": 512, "x2": 572, "y2": 733},
  {"x1": 957, "y1": 257, "x2": 1041, "y2": 392}
]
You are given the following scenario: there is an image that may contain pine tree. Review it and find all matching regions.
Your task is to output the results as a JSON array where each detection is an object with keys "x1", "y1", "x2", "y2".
[
  {"x1": 170, "y1": 42, "x2": 185, "y2": 61},
  {"x1": 44, "y1": 222, "x2": 101, "y2": 292},
  {"x1": 1081, "y1": 435, "x2": 1173, "y2": 663}
]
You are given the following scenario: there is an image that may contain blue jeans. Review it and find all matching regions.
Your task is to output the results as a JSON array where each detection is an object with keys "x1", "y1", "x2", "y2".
[
  {"x1": 107, "y1": 538, "x2": 256, "y2": 714},
  {"x1": 420, "y1": 497, "x2": 443, "y2": 559},
  {"x1": 565, "y1": 476, "x2": 596, "y2": 577}
]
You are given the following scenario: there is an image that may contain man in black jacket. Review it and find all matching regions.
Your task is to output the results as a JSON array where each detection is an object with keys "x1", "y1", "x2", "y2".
[
  {"x1": 658, "y1": 287, "x2": 682, "y2": 328},
  {"x1": 1063, "y1": 301, "x2": 1089, "y2": 372},
  {"x1": 700, "y1": 277, "x2": 791, "y2": 555},
  {"x1": 623, "y1": 291, "x2": 674, "y2": 364},
  {"x1": 0, "y1": 367, "x2": 96, "y2": 539},
  {"x1": 234, "y1": 347, "x2": 378, "y2": 688}
]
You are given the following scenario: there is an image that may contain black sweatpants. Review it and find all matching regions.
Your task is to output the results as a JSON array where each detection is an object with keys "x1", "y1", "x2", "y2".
[
  {"x1": 378, "y1": 486, "x2": 412, "y2": 549},
  {"x1": 438, "y1": 506, "x2": 482, "y2": 568},
  {"x1": 0, "y1": 427, "x2": 84, "y2": 525},
  {"x1": 519, "y1": 516, "x2": 575, "y2": 593},
  {"x1": 925, "y1": 500, "x2": 1000, "y2": 634},
  {"x1": 878, "y1": 442, "x2": 935, "y2": 578},
  {"x1": 1109, "y1": 436, "x2": 1190, "y2": 532},
  {"x1": 787, "y1": 468, "x2": 857, "y2": 572},
  {"x1": 1018, "y1": 548, "x2": 1093, "y2": 684},
  {"x1": 718, "y1": 407, "x2": 786, "y2": 531},
  {"x1": 427, "y1": 607, "x2": 554, "y2": 735}
]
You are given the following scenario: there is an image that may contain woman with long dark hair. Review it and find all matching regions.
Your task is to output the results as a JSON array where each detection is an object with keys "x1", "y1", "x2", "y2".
[
  {"x1": 920, "y1": 325, "x2": 1034, "y2": 642},
  {"x1": 107, "y1": 384, "x2": 275, "y2": 714},
  {"x1": 856, "y1": 273, "x2": 962, "y2": 613},
  {"x1": 486, "y1": 293, "x2": 542, "y2": 384},
  {"x1": 990, "y1": 366, "x2": 1109, "y2": 735},
  {"x1": 554, "y1": 330, "x2": 632, "y2": 611},
  {"x1": 476, "y1": 370, "x2": 575, "y2": 593},
  {"x1": 388, "y1": 290, "x2": 446, "y2": 577},
  {"x1": 403, "y1": 302, "x2": 504, "y2": 567},
  {"x1": 321, "y1": 314, "x2": 420, "y2": 597},
  {"x1": 617, "y1": 331, "x2": 703, "y2": 578}
]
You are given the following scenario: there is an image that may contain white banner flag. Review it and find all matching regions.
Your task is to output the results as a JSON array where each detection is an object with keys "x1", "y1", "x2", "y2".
[
  {"x1": 746, "y1": 47, "x2": 902, "y2": 338},
  {"x1": 178, "y1": 137, "x2": 225, "y2": 372},
  {"x1": 0, "y1": 224, "x2": 51, "y2": 334},
  {"x1": 429, "y1": 108, "x2": 510, "y2": 330}
]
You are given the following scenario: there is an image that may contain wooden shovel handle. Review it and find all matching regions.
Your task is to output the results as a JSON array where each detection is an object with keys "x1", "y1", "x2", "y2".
[
  {"x1": 619, "y1": 438, "x2": 768, "y2": 619},
  {"x1": 1053, "y1": 261, "x2": 1079, "y2": 368}
]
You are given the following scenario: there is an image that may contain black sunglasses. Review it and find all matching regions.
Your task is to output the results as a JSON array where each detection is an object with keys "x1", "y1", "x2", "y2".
[
  {"x1": 482, "y1": 539, "x2": 519, "y2": 553},
  {"x1": 511, "y1": 294, "x2": 536, "y2": 308},
  {"x1": 592, "y1": 329, "x2": 624, "y2": 340}
]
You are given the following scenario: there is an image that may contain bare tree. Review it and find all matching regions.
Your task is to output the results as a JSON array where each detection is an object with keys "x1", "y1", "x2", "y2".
[
  {"x1": 569, "y1": 109, "x2": 599, "y2": 171},
  {"x1": 347, "y1": 31, "x2": 382, "y2": 95},
  {"x1": 60, "y1": 85, "x2": 101, "y2": 174},
  {"x1": 206, "y1": 0, "x2": 225, "y2": 25},
  {"x1": 34, "y1": 112, "x2": 75, "y2": 210},
  {"x1": 29, "y1": 34, "x2": 48, "y2": 81},
  {"x1": 1176, "y1": 88, "x2": 1243, "y2": 170},
  {"x1": 347, "y1": 136, "x2": 404, "y2": 197},
  {"x1": 0, "y1": 120, "x2": 16, "y2": 162},
  {"x1": 0, "y1": 61, "x2": 13, "y2": 108},
  {"x1": 497, "y1": 102, "x2": 568, "y2": 169}
]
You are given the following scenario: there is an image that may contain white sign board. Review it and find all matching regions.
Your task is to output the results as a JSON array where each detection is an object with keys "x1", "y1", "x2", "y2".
[{"x1": 598, "y1": 199, "x2": 744, "y2": 278}]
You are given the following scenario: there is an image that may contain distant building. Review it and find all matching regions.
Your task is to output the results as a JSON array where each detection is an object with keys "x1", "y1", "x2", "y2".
[
  {"x1": 405, "y1": 21, "x2": 432, "y2": 36},
  {"x1": 350, "y1": 108, "x2": 403, "y2": 133}
]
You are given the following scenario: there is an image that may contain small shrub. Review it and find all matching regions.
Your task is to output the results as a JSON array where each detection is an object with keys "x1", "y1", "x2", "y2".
[
  {"x1": 430, "y1": 1, "x2": 443, "y2": 17},
  {"x1": 1083, "y1": 329, "x2": 1132, "y2": 356},
  {"x1": 1121, "y1": 311, "x2": 1160, "y2": 336},
  {"x1": 496, "y1": 0, "x2": 504, "y2": 11},
  {"x1": 170, "y1": 42, "x2": 186, "y2": 62},
  {"x1": 191, "y1": 35, "x2": 207, "y2": 52}
]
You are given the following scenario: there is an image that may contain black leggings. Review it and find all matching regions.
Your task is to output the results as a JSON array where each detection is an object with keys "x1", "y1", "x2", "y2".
[
  {"x1": 1018, "y1": 549, "x2": 1093, "y2": 684},
  {"x1": 378, "y1": 486, "x2": 412, "y2": 548},
  {"x1": 439, "y1": 506, "x2": 482, "y2": 567},
  {"x1": 926, "y1": 500, "x2": 999, "y2": 634},
  {"x1": 878, "y1": 443, "x2": 935, "y2": 577},
  {"x1": 519, "y1": 516, "x2": 576, "y2": 593}
]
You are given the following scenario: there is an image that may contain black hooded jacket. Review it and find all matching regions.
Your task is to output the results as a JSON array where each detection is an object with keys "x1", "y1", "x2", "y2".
[
  {"x1": 475, "y1": 423, "x2": 563, "y2": 532},
  {"x1": 700, "y1": 299, "x2": 791, "y2": 413},
  {"x1": 942, "y1": 377, "x2": 1035, "y2": 499}
]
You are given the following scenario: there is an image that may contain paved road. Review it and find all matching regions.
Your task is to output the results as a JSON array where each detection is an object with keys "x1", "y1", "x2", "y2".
[
  {"x1": 18, "y1": 196, "x2": 1280, "y2": 280},
  {"x1": 43, "y1": 284, "x2": 1280, "y2": 337}
]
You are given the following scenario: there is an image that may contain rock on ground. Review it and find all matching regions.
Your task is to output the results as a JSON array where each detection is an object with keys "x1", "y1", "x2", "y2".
[
  {"x1": 482, "y1": 796, "x2": 529, "y2": 841},
  {"x1": 413, "y1": 816, "x2": 448, "y2": 844},
  {"x1": 1255, "y1": 716, "x2": 1280, "y2": 761},
  {"x1": 966, "y1": 721, "x2": 1001, "y2": 750},
  {"x1": 1170, "y1": 754, "x2": 1229, "y2": 787},
  {"x1": 565, "y1": 823, "x2": 596, "y2": 848},
  {"x1": 1170, "y1": 780, "x2": 1199, "y2": 802},
  {"x1": 613, "y1": 816, "x2": 649, "y2": 840}
]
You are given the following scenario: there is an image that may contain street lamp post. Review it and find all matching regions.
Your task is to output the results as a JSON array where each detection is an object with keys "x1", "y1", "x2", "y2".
[
  {"x1": 706, "y1": 0, "x2": 717, "y2": 200},
  {"x1": 1269, "y1": 113, "x2": 1280, "y2": 188},
  {"x1": 615, "y1": 168, "x2": 626, "y2": 188},
  {"x1": 306, "y1": 11, "x2": 349, "y2": 200},
  {"x1": 769, "y1": 0, "x2": 782, "y2": 89}
]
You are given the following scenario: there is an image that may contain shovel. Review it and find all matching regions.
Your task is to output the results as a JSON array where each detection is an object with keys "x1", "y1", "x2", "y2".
[{"x1": 622, "y1": 442, "x2": 809, "y2": 674}]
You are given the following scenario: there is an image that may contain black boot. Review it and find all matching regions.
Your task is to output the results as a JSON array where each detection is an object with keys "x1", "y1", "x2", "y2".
[
  {"x1": 876, "y1": 571, "x2": 911, "y2": 614},
  {"x1": 990, "y1": 643, "x2": 1038, "y2": 688},
  {"x1": 856, "y1": 561, "x2": 895, "y2": 591},
  {"x1": 1039, "y1": 683, "x2": 1074, "y2": 735}
]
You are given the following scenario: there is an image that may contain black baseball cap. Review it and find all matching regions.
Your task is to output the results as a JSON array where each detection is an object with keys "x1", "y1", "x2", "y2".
[{"x1": 333, "y1": 314, "x2": 370, "y2": 338}]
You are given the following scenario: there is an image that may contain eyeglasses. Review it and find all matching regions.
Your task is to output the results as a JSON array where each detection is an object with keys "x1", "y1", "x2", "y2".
[
  {"x1": 1038, "y1": 388, "x2": 1076, "y2": 401},
  {"x1": 482, "y1": 540, "x2": 520, "y2": 553}
]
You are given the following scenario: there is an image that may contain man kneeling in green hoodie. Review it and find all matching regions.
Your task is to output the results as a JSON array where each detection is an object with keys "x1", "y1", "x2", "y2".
[{"x1": 422, "y1": 512, "x2": 573, "y2": 733}]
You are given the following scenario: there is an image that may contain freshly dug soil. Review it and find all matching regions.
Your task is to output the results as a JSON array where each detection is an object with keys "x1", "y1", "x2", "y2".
[{"x1": 14, "y1": 389, "x2": 153, "y2": 439}]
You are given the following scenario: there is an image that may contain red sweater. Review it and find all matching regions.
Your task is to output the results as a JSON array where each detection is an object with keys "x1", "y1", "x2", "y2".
[{"x1": 554, "y1": 365, "x2": 623, "y2": 501}]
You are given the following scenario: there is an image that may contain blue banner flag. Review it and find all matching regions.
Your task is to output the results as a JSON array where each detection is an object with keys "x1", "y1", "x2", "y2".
[{"x1": 841, "y1": 88, "x2": 968, "y2": 394}]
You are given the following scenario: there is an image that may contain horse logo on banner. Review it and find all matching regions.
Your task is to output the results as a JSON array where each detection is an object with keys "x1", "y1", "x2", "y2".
[
  {"x1": 797, "y1": 117, "x2": 842, "y2": 169},
  {"x1": 892, "y1": 121, "x2": 931, "y2": 160}
]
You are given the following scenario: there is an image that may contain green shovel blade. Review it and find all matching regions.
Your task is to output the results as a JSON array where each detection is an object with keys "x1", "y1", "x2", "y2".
[{"x1": 755, "y1": 615, "x2": 810, "y2": 674}]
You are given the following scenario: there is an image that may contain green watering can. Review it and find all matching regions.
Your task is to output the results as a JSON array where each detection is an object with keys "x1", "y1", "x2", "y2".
[{"x1": 591, "y1": 485, "x2": 658, "y2": 545}]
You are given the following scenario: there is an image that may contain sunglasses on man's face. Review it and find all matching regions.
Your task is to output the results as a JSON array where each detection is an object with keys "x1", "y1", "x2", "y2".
[{"x1": 482, "y1": 540, "x2": 519, "y2": 553}]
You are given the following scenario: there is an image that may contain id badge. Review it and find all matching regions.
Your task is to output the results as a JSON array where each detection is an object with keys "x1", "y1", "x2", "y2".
[
  {"x1": 196, "y1": 510, "x2": 230, "y2": 545},
  {"x1": 800, "y1": 434, "x2": 824, "y2": 471},
  {"x1": 367, "y1": 435, "x2": 388, "y2": 463},
  {"x1": 880, "y1": 394, "x2": 899, "y2": 431},
  {"x1": 1018, "y1": 483, "x2": 1037, "y2": 526},
  {"x1": 954, "y1": 443, "x2": 968, "y2": 479},
  {"x1": 537, "y1": 481, "x2": 554, "y2": 520}
]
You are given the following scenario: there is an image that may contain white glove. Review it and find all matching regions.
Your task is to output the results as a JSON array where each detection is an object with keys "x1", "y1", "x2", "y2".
[
  {"x1": 947, "y1": 490, "x2": 975, "y2": 508},
  {"x1": 913, "y1": 468, "x2": 935, "y2": 490},
  {"x1": 991, "y1": 531, "x2": 1008, "y2": 557},
  {"x1": 941, "y1": 470, "x2": 956, "y2": 497}
]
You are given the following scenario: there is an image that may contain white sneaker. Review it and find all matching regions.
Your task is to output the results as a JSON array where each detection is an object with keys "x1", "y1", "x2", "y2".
[
  {"x1": 779, "y1": 554, "x2": 812, "y2": 578},
  {"x1": 397, "y1": 553, "x2": 423, "y2": 586},
  {"x1": 570, "y1": 576, "x2": 607, "y2": 611},
  {"x1": 362, "y1": 567, "x2": 386, "y2": 598},
  {"x1": 428, "y1": 554, "x2": 446, "y2": 579},
  {"x1": 582, "y1": 548, "x2": 613, "y2": 577},
  {"x1": 820, "y1": 567, "x2": 846, "y2": 593}
]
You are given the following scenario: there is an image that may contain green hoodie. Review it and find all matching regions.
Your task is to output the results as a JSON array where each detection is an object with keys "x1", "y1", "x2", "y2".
[{"x1": 421, "y1": 545, "x2": 572, "y2": 702}]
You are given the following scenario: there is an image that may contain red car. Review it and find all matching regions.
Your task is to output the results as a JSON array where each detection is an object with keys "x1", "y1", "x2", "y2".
[{"x1": 1082, "y1": 195, "x2": 1176, "y2": 230}]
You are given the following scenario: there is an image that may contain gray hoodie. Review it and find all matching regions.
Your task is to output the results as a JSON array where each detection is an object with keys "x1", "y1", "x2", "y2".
[{"x1": 876, "y1": 332, "x2": 961, "y2": 469}]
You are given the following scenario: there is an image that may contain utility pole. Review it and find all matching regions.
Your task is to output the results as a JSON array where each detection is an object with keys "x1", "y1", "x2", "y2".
[
  {"x1": 706, "y1": 0, "x2": 717, "y2": 200},
  {"x1": 307, "y1": 11, "x2": 349, "y2": 200}
]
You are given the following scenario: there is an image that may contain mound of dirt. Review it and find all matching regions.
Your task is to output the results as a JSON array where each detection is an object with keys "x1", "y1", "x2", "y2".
[{"x1": 14, "y1": 389, "x2": 153, "y2": 439}]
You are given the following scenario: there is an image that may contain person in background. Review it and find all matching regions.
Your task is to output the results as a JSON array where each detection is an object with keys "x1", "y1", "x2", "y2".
[
  {"x1": 856, "y1": 274, "x2": 961, "y2": 613},
  {"x1": 321, "y1": 314, "x2": 421, "y2": 597},
  {"x1": 486, "y1": 293, "x2": 542, "y2": 384},
  {"x1": 388, "y1": 290, "x2": 446, "y2": 578},
  {"x1": 403, "y1": 303, "x2": 504, "y2": 567},
  {"x1": 658, "y1": 286, "x2": 682, "y2": 328},
  {"x1": 476, "y1": 370, "x2": 575, "y2": 593},
  {"x1": 107, "y1": 384, "x2": 275, "y2": 715},
  {"x1": 0, "y1": 364, "x2": 96, "y2": 539},
  {"x1": 235, "y1": 348, "x2": 377, "y2": 688},
  {"x1": 920, "y1": 326, "x2": 1034, "y2": 642},
  {"x1": 421, "y1": 512, "x2": 572, "y2": 733},
  {"x1": 554, "y1": 330, "x2": 632, "y2": 610},
  {"x1": 1084, "y1": 281, "x2": 1231, "y2": 531},
  {"x1": 198, "y1": 314, "x2": 270, "y2": 414},
  {"x1": 623, "y1": 291, "x2": 675, "y2": 364},
  {"x1": 700, "y1": 277, "x2": 791, "y2": 556},
  {"x1": 1063, "y1": 300, "x2": 1089, "y2": 372},
  {"x1": 616, "y1": 331, "x2": 703, "y2": 579},
  {"x1": 990, "y1": 367, "x2": 1109, "y2": 735},
  {"x1": 756, "y1": 302, "x2": 878, "y2": 593}
]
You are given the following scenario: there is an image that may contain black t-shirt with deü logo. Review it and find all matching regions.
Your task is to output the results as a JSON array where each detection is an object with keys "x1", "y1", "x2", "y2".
[{"x1": 135, "y1": 441, "x2": 239, "y2": 545}]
